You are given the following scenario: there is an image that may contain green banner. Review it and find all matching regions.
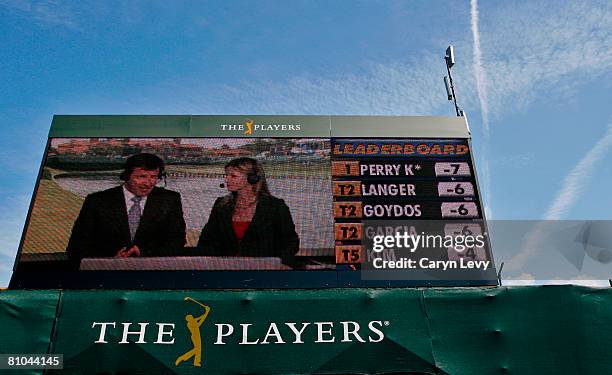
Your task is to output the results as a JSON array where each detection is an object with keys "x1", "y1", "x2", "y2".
[
  {"x1": 49, "y1": 115, "x2": 331, "y2": 138},
  {"x1": 1, "y1": 286, "x2": 611, "y2": 374},
  {"x1": 0, "y1": 290, "x2": 60, "y2": 374},
  {"x1": 48, "y1": 115, "x2": 469, "y2": 138},
  {"x1": 52, "y1": 289, "x2": 437, "y2": 374},
  {"x1": 423, "y1": 286, "x2": 612, "y2": 374}
]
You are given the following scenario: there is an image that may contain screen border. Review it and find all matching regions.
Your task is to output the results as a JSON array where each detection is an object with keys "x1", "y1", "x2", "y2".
[{"x1": 10, "y1": 115, "x2": 497, "y2": 289}]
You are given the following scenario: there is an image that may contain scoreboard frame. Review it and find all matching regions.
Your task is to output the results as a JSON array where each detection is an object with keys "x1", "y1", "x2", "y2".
[{"x1": 9, "y1": 115, "x2": 497, "y2": 289}]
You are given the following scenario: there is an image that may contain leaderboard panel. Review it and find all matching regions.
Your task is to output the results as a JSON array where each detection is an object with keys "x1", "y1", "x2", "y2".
[{"x1": 331, "y1": 138, "x2": 492, "y2": 275}]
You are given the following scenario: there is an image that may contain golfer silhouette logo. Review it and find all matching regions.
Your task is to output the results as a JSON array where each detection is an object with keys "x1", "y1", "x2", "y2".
[
  {"x1": 244, "y1": 119, "x2": 254, "y2": 135},
  {"x1": 175, "y1": 297, "x2": 211, "y2": 367}
]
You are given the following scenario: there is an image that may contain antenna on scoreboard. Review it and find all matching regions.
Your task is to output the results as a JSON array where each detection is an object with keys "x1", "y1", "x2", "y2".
[
  {"x1": 497, "y1": 262, "x2": 504, "y2": 286},
  {"x1": 443, "y1": 45, "x2": 464, "y2": 117}
]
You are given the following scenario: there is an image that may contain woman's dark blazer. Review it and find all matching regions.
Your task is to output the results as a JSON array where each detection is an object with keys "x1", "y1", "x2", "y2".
[{"x1": 196, "y1": 194, "x2": 299, "y2": 260}]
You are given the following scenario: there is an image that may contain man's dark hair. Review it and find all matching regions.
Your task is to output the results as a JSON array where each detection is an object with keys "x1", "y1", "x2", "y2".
[{"x1": 120, "y1": 153, "x2": 165, "y2": 181}]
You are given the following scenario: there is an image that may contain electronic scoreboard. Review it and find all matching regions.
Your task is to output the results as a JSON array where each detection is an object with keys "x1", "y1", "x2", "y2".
[
  {"x1": 333, "y1": 139, "x2": 481, "y2": 262},
  {"x1": 10, "y1": 115, "x2": 496, "y2": 289}
]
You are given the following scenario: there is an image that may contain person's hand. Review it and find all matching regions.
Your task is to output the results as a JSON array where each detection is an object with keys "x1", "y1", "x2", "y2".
[
  {"x1": 115, "y1": 247, "x2": 129, "y2": 257},
  {"x1": 115, "y1": 246, "x2": 141, "y2": 257},
  {"x1": 126, "y1": 245, "x2": 141, "y2": 257}
]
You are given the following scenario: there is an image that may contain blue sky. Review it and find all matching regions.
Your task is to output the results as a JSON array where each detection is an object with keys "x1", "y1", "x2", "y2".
[{"x1": 1, "y1": 0, "x2": 611, "y2": 286}]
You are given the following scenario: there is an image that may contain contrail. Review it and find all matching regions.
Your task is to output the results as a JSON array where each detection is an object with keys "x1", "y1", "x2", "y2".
[
  {"x1": 508, "y1": 119, "x2": 612, "y2": 271},
  {"x1": 470, "y1": 0, "x2": 489, "y2": 136},
  {"x1": 544, "y1": 120, "x2": 612, "y2": 220},
  {"x1": 470, "y1": 0, "x2": 492, "y2": 216}
]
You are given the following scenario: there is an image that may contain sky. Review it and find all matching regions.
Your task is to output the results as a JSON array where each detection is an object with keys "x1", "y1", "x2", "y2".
[{"x1": 1, "y1": 0, "x2": 611, "y2": 286}]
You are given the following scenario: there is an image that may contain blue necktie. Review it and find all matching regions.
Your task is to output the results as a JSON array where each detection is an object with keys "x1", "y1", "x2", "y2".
[{"x1": 128, "y1": 196, "x2": 142, "y2": 241}]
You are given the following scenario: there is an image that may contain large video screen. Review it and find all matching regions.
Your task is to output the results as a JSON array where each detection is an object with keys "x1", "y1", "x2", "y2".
[
  {"x1": 11, "y1": 115, "x2": 496, "y2": 289},
  {"x1": 19, "y1": 137, "x2": 334, "y2": 271}
]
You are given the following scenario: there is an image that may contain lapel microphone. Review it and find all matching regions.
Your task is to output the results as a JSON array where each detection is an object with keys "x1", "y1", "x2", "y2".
[{"x1": 219, "y1": 183, "x2": 225, "y2": 188}]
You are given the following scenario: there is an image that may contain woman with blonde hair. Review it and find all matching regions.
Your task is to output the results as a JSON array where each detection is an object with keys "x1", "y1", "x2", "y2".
[{"x1": 197, "y1": 157, "x2": 299, "y2": 262}]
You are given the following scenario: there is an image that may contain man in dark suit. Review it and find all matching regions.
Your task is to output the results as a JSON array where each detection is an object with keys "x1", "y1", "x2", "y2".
[{"x1": 66, "y1": 153, "x2": 186, "y2": 264}]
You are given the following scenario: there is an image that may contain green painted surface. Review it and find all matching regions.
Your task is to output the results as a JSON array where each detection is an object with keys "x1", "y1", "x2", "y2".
[
  {"x1": 49, "y1": 115, "x2": 469, "y2": 138},
  {"x1": 1, "y1": 286, "x2": 610, "y2": 374},
  {"x1": 0, "y1": 290, "x2": 60, "y2": 375},
  {"x1": 52, "y1": 289, "x2": 435, "y2": 374},
  {"x1": 423, "y1": 286, "x2": 612, "y2": 374},
  {"x1": 50, "y1": 115, "x2": 192, "y2": 137},
  {"x1": 50, "y1": 115, "x2": 331, "y2": 138},
  {"x1": 189, "y1": 115, "x2": 330, "y2": 137},
  {"x1": 330, "y1": 115, "x2": 469, "y2": 138}
]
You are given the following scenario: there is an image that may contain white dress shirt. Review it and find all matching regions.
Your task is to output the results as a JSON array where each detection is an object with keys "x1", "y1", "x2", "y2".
[{"x1": 122, "y1": 185, "x2": 148, "y2": 216}]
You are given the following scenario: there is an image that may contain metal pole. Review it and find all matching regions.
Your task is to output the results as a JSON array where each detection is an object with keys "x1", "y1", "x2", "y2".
[
  {"x1": 446, "y1": 62, "x2": 460, "y2": 116},
  {"x1": 496, "y1": 262, "x2": 504, "y2": 286}
]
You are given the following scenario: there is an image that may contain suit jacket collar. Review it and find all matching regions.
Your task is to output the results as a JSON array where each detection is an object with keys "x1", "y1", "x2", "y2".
[
  {"x1": 108, "y1": 185, "x2": 162, "y2": 246},
  {"x1": 107, "y1": 186, "x2": 131, "y2": 245},
  {"x1": 134, "y1": 187, "x2": 163, "y2": 243},
  {"x1": 122, "y1": 185, "x2": 148, "y2": 211},
  {"x1": 217, "y1": 199, "x2": 239, "y2": 248},
  {"x1": 218, "y1": 195, "x2": 273, "y2": 247}
]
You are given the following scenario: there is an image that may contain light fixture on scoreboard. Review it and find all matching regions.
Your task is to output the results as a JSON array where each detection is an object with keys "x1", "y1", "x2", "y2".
[
  {"x1": 445, "y1": 45, "x2": 455, "y2": 68},
  {"x1": 444, "y1": 76, "x2": 453, "y2": 101}
]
